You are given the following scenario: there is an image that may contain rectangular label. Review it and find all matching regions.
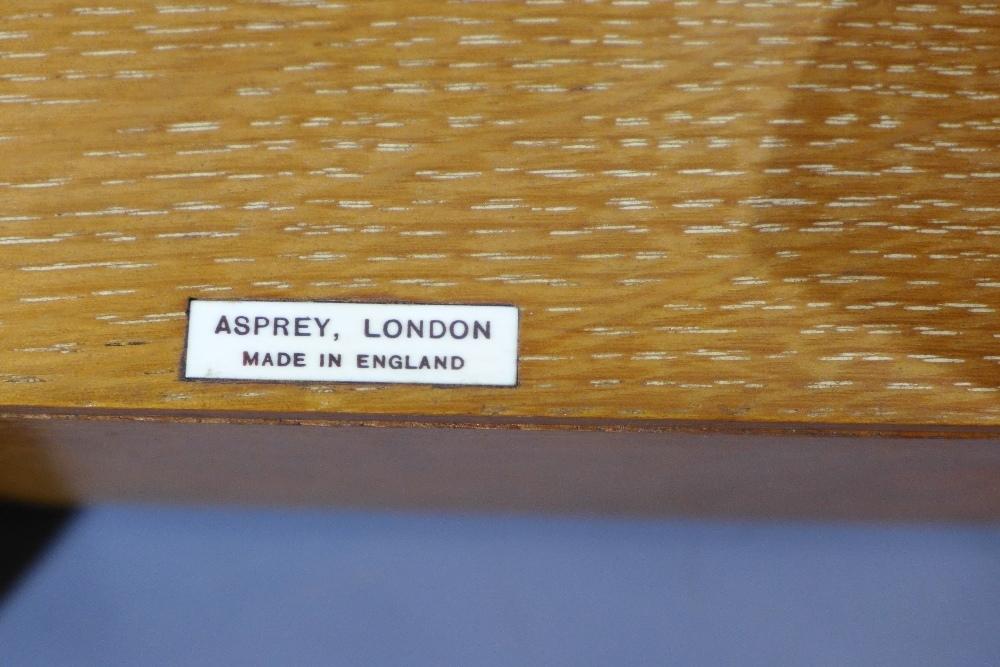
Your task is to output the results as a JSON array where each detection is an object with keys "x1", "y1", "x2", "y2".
[{"x1": 183, "y1": 299, "x2": 519, "y2": 386}]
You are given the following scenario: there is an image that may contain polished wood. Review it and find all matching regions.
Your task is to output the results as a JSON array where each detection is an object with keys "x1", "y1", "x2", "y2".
[{"x1": 1, "y1": 1, "x2": 997, "y2": 511}]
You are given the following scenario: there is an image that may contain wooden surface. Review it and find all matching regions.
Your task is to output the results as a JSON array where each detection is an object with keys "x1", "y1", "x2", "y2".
[{"x1": 1, "y1": 0, "x2": 999, "y2": 427}]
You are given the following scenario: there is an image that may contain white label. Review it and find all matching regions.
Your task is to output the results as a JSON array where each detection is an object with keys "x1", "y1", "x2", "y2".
[{"x1": 183, "y1": 299, "x2": 519, "y2": 386}]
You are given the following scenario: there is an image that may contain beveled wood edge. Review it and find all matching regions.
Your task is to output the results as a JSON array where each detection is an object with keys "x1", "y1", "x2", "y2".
[{"x1": 2, "y1": 404, "x2": 998, "y2": 440}]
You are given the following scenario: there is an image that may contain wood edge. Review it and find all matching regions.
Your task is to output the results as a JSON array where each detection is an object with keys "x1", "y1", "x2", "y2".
[{"x1": 2, "y1": 404, "x2": 999, "y2": 440}]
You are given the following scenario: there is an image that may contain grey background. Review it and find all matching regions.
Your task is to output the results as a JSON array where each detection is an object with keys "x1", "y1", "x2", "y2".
[{"x1": 1, "y1": 505, "x2": 999, "y2": 666}]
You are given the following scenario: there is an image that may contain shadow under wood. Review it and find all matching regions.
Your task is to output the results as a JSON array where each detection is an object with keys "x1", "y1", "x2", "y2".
[
  {"x1": 0, "y1": 422, "x2": 77, "y2": 602},
  {"x1": 1, "y1": 414, "x2": 998, "y2": 521}
]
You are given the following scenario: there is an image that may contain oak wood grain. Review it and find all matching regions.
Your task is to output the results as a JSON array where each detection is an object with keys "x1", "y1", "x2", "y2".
[{"x1": 1, "y1": 0, "x2": 998, "y2": 427}]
